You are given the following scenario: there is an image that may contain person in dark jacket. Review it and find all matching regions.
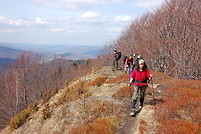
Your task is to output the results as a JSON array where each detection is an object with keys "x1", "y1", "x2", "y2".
[
  {"x1": 113, "y1": 50, "x2": 121, "y2": 69},
  {"x1": 128, "y1": 59, "x2": 152, "y2": 116}
]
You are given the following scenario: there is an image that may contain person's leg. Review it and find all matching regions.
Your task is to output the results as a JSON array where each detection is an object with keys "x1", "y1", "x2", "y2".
[
  {"x1": 131, "y1": 85, "x2": 139, "y2": 114},
  {"x1": 124, "y1": 64, "x2": 127, "y2": 73},
  {"x1": 116, "y1": 59, "x2": 119, "y2": 69},
  {"x1": 139, "y1": 86, "x2": 147, "y2": 108},
  {"x1": 113, "y1": 60, "x2": 117, "y2": 69}
]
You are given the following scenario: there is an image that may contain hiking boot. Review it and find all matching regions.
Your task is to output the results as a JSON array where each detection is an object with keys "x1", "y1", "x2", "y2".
[
  {"x1": 139, "y1": 105, "x2": 143, "y2": 110},
  {"x1": 130, "y1": 109, "x2": 135, "y2": 116}
]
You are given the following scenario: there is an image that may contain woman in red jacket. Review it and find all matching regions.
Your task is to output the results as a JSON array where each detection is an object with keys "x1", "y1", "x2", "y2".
[{"x1": 128, "y1": 59, "x2": 152, "y2": 116}]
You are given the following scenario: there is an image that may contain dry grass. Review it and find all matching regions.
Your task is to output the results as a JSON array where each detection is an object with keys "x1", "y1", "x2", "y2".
[
  {"x1": 42, "y1": 88, "x2": 58, "y2": 105},
  {"x1": 158, "y1": 120, "x2": 200, "y2": 134},
  {"x1": 9, "y1": 101, "x2": 38, "y2": 130},
  {"x1": 57, "y1": 80, "x2": 91, "y2": 105},
  {"x1": 105, "y1": 74, "x2": 129, "y2": 84},
  {"x1": 85, "y1": 76, "x2": 108, "y2": 87},
  {"x1": 139, "y1": 119, "x2": 147, "y2": 134},
  {"x1": 89, "y1": 100, "x2": 122, "y2": 118},
  {"x1": 112, "y1": 86, "x2": 132, "y2": 98},
  {"x1": 69, "y1": 99, "x2": 123, "y2": 134},
  {"x1": 156, "y1": 80, "x2": 201, "y2": 133},
  {"x1": 150, "y1": 71, "x2": 172, "y2": 83},
  {"x1": 69, "y1": 118, "x2": 117, "y2": 134},
  {"x1": 41, "y1": 104, "x2": 51, "y2": 120}
]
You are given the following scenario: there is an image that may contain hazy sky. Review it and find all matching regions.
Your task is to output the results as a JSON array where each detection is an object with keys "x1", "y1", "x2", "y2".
[{"x1": 0, "y1": 0, "x2": 165, "y2": 46}]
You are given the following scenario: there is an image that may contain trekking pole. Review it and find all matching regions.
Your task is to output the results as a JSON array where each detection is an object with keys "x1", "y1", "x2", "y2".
[
  {"x1": 129, "y1": 66, "x2": 133, "y2": 98},
  {"x1": 130, "y1": 85, "x2": 132, "y2": 98},
  {"x1": 150, "y1": 77, "x2": 156, "y2": 110}
]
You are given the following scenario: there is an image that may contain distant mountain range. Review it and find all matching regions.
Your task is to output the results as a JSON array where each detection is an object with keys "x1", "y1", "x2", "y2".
[
  {"x1": 0, "y1": 58, "x2": 16, "y2": 72},
  {"x1": 0, "y1": 42, "x2": 103, "y2": 60},
  {"x1": 0, "y1": 42, "x2": 103, "y2": 72},
  {"x1": 0, "y1": 45, "x2": 22, "y2": 59}
]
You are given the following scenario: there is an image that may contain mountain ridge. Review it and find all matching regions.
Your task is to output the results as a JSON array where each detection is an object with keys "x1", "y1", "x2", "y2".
[
  {"x1": 0, "y1": 42, "x2": 102, "y2": 60},
  {"x1": 0, "y1": 66, "x2": 200, "y2": 134}
]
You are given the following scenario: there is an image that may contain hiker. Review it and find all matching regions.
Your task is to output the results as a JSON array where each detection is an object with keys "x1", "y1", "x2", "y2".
[
  {"x1": 113, "y1": 50, "x2": 121, "y2": 69},
  {"x1": 133, "y1": 54, "x2": 143, "y2": 69},
  {"x1": 128, "y1": 59, "x2": 152, "y2": 116},
  {"x1": 124, "y1": 56, "x2": 133, "y2": 73}
]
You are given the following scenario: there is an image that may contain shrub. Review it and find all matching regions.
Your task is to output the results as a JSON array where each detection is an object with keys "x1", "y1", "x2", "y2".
[
  {"x1": 41, "y1": 104, "x2": 51, "y2": 120},
  {"x1": 51, "y1": 88, "x2": 58, "y2": 96},
  {"x1": 156, "y1": 80, "x2": 201, "y2": 133},
  {"x1": 42, "y1": 88, "x2": 58, "y2": 105},
  {"x1": 158, "y1": 120, "x2": 200, "y2": 134},
  {"x1": 42, "y1": 90, "x2": 52, "y2": 105}
]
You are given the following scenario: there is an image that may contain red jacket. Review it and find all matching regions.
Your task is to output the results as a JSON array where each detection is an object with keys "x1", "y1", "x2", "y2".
[
  {"x1": 125, "y1": 57, "x2": 133, "y2": 66},
  {"x1": 131, "y1": 69, "x2": 151, "y2": 87}
]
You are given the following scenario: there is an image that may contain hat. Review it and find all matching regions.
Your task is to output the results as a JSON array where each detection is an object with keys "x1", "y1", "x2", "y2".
[{"x1": 139, "y1": 59, "x2": 145, "y2": 64}]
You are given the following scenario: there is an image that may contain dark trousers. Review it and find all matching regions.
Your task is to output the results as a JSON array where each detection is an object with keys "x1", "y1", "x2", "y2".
[
  {"x1": 113, "y1": 59, "x2": 119, "y2": 69},
  {"x1": 131, "y1": 85, "x2": 147, "y2": 110}
]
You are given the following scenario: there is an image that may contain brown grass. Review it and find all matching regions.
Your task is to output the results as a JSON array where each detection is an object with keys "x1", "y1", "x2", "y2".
[
  {"x1": 9, "y1": 101, "x2": 38, "y2": 130},
  {"x1": 41, "y1": 104, "x2": 51, "y2": 120},
  {"x1": 156, "y1": 80, "x2": 201, "y2": 134},
  {"x1": 70, "y1": 118, "x2": 117, "y2": 134},
  {"x1": 150, "y1": 71, "x2": 172, "y2": 83},
  {"x1": 42, "y1": 88, "x2": 58, "y2": 105},
  {"x1": 84, "y1": 99, "x2": 123, "y2": 120},
  {"x1": 112, "y1": 86, "x2": 132, "y2": 98},
  {"x1": 139, "y1": 119, "x2": 147, "y2": 134},
  {"x1": 57, "y1": 80, "x2": 91, "y2": 105},
  {"x1": 158, "y1": 120, "x2": 200, "y2": 134},
  {"x1": 105, "y1": 74, "x2": 129, "y2": 84},
  {"x1": 85, "y1": 76, "x2": 108, "y2": 87},
  {"x1": 69, "y1": 99, "x2": 123, "y2": 134}
]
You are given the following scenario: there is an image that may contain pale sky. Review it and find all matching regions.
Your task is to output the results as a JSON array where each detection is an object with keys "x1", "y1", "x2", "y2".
[{"x1": 0, "y1": 0, "x2": 165, "y2": 46}]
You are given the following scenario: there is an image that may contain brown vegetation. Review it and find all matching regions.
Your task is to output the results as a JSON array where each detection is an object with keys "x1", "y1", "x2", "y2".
[
  {"x1": 57, "y1": 80, "x2": 91, "y2": 105},
  {"x1": 112, "y1": 86, "x2": 131, "y2": 98},
  {"x1": 9, "y1": 101, "x2": 38, "y2": 130},
  {"x1": 69, "y1": 99, "x2": 123, "y2": 134},
  {"x1": 139, "y1": 119, "x2": 147, "y2": 134},
  {"x1": 70, "y1": 118, "x2": 117, "y2": 134},
  {"x1": 105, "y1": 73, "x2": 129, "y2": 84},
  {"x1": 156, "y1": 80, "x2": 201, "y2": 133},
  {"x1": 85, "y1": 76, "x2": 108, "y2": 87}
]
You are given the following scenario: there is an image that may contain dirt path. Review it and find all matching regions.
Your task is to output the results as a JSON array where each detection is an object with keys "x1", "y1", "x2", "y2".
[
  {"x1": 117, "y1": 91, "x2": 159, "y2": 134},
  {"x1": 117, "y1": 98, "x2": 137, "y2": 134}
]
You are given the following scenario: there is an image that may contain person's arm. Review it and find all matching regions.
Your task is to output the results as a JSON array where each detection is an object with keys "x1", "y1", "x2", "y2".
[
  {"x1": 128, "y1": 70, "x2": 135, "y2": 86},
  {"x1": 125, "y1": 58, "x2": 128, "y2": 65}
]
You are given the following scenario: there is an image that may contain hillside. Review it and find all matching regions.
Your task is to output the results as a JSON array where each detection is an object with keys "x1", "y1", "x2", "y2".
[
  {"x1": 0, "y1": 58, "x2": 16, "y2": 72},
  {"x1": 0, "y1": 45, "x2": 21, "y2": 59},
  {"x1": 0, "y1": 66, "x2": 200, "y2": 134}
]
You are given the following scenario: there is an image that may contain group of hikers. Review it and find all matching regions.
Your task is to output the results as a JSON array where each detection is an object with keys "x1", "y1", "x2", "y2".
[{"x1": 113, "y1": 50, "x2": 153, "y2": 117}]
